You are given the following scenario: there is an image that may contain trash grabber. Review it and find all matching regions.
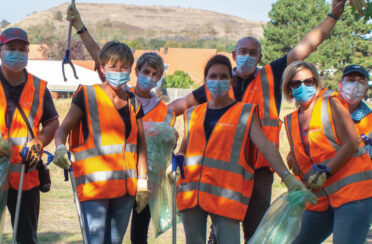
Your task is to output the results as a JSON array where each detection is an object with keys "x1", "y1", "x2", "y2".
[
  {"x1": 11, "y1": 146, "x2": 28, "y2": 244},
  {"x1": 62, "y1": 0, "x2": 79, "y2": 82},
  {"x1": 64, "y1": 152, "x2": 88, "y2": 244},
  {"x1": 171, "y1": 153, "x2": 185, "y2": 244}
]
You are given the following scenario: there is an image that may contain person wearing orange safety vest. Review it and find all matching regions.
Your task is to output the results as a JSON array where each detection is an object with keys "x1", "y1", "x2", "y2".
[
  {"x1": 0, "y1": 28, "x2": 59, "y2": 244},
  {"x1": 175, "y1": 55, "x2": 315, "y2": 244},
  {"x1": 282, "y1": 61, "x2": 372, "y2": 244},
  {"x1": 63, "y1": 4, "x2": 177, "y2": 240},
  {"x1": 127, "y1": 53, "x2": 176, "y2": 244},
  {"x1": 53, "y1": 41, "x2": 149, "y2": 244},
  {"x1": 168, "y1": 1, "x2": 347, "y2": 242}
]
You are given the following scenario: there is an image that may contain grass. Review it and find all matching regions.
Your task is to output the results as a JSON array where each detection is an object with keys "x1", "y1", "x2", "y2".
[{"x1": 1, "y1": 99, "x2": 371, "y2": 243}]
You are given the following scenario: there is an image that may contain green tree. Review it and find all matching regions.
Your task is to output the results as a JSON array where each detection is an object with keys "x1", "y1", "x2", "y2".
[
  {"x1": 163, "y1": 70, "x2": 194, "y2": 88},
  {"x1": 1, "y1": 19, "x2": 10, "y2": 29},
  {"x1": 262, "y1": 0, "x2": 371, "y2": 88}
]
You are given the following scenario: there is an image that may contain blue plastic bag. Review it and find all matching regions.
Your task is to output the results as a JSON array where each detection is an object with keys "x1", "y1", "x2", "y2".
[{"x1": 248, "y1": 190, "x2": 316, "y2": 244}]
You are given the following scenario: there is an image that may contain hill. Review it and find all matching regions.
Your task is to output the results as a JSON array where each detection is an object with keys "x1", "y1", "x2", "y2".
[{"x1": 6, "y1": 3, "x2": 264, "y2": 44}]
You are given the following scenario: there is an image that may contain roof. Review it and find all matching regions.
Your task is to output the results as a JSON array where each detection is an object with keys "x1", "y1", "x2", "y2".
[{"x1": 25, "y1": 60, "x2": 102, "y2": 92}]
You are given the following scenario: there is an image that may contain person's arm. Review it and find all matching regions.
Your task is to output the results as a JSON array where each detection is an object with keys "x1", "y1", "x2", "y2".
[
  {"x1": 66, "y1": 3, "x2": 101, "y2": 63},
  {"x1": 37, "y1": 118, "x2": 59, "y2": 147},
  {"x1": 55, "y1": 104, "x2": 84, "y2": 147},
  {"x1": 327, "y1": 97, "x2": 360, "y2": 174},
  {"x1": 249, "y1": 113, "x2": 288, "y2": 177},
  {"x1": 286, "y1": 0, "x2": 345, "y2": 65},
  {"x1": 136, "y1": 118, "x2": 148, "y2": 177},
  {"x1": 168, "y1": 93, "x2": 199, "y2": 117}
]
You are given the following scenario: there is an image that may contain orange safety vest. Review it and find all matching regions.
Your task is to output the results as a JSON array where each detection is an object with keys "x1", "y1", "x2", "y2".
[
  {"x1": 68, "y1": 85, "x2": 140, "y2": 202},
  {"x1": 284, "y1": 96, "x2": 372, "y2": 211},
  {"x1": 177, "y1": 102, "x2": 257, "y2": 221},
  {"x1": 206, "y1": 65, "x2": 280, "y2": 169},
  {"x1": 320, "y1": 89, "x2": 372, "y2": 158},
  {"x1": 129, "y1": 87, "x2": 175, "y2": 126},
  {"x1": 0, "y1": 73, "x2": 46, "y2": 190}
]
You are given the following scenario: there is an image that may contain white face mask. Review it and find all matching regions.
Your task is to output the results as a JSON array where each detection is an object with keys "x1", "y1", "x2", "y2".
[{"x1": 340, "y1": 81, "x2": 366, "y2": 105}]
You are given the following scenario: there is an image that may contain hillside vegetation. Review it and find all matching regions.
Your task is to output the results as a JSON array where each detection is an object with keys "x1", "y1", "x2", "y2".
[{"x1": 5, "y1": 3, "x2": 264, "y2": 45}]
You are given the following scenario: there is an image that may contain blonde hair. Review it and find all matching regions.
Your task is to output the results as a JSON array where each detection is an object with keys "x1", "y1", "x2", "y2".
[
  {"x1": 282, "y1": 61, "x2": 321, "y2": 101},
  {"x1": 136, "y1": 52, "x2": 164, "y2": 79},
  {"x1": 99, "y1": 41, "x2": 134, "y2": 67}
]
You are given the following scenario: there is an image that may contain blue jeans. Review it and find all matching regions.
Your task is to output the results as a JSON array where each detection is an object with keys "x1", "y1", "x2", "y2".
[
  {"x1": 181, "y1": 206, "x2": 240, "y2": 244},
  {"x1": 80, "y1": 194, "x2": 134, "y2": 244},
  {"x1": 293, "y1": 198, "x2": 372, "y2": 244}
]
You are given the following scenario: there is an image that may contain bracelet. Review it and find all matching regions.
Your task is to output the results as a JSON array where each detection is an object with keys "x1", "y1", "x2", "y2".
[
  {"x1": 77, "y1": 26, "x2": 88, "y2": 35},
  {"x1": 138, "y1": 175, "x2": 148, "y2": 180},
  {"x1": 328, "y1": 13, "x2": 339, "y2": 21}
]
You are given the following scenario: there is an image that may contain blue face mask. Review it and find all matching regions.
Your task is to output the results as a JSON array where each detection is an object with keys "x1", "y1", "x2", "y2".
[
  {"x1": 292, "y1": 83, "x2": 316, "y2": 103},
  {"x1": 236, "y1": 55, "x2": 257, "y2": 74},
  {"x1": 105, "y1": 70, "x2": 130, "y2": 88},
  {"x1": 207, "y1": 80, "x2": 230, "y2": 98},
  {"x1": 2, "y1": 50, "x2": 28, "y2": 72},
  {"x1": 137, "y1": 73, "x2": 157, "y2": 91}
]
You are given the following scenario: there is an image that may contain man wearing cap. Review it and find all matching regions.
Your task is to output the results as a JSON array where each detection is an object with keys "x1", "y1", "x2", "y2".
[
  {"x1": 338, "y1": 65, "x2": 371, "y2": 159},
  {"x1": 0, "y1": 27, "x2": 59, "y2": 243}
]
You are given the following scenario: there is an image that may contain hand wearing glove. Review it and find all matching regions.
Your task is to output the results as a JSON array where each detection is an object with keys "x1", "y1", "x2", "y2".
[
  {"x1": 135, "y1": 178, "x2": 151, "y2": 213},
  {"x1": 66, "y1": 3, "x2": 85, "y2": 31},
  {"x1": 166, "y1": 164, "x2": 179, "y2": 184},
  {"x1": 53, "y1": 144, "x2": 70, "y2": 170},
  {"x1": 282, "y1": 172, "x2": 318, "y2": 205},
  {"x1": 24, "y1": 138, "x2": 43, "y2": 169},
  {"x1": 0, "y1": 137, "x2": 11, "y2": 158},
  {"x1": 308, "y1": 172, "x2": 327, "y2": 190}
]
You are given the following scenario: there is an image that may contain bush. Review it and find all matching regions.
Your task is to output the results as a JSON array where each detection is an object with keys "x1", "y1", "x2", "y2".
[{"x1": 163, "y1": 71, "x2": 193, "y2": 88}]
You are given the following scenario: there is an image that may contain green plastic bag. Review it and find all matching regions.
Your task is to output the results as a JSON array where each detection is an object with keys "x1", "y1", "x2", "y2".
[
  {"x1": 143, "y1": 122, "x2": 177, "y2": 237},
  {"x1": 0, "y1": 137, "x2": 10, "y2": 241},
  {"x1": 248, "y1": 190, "x2": 316, "y2": 244}
]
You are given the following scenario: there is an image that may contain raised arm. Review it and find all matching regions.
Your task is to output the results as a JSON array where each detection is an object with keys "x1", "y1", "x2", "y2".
[
  {"x1": 327, "y1": 97, "x2": 360, "y2": 174},
  {"x1": 66, "y1": 3, "x2": 101, "y2": 63},
  {"x1": 287, "y1": 0, "x2": 346, "y2": 65},
  {"x1": 168, "y1": 93, "x2": 199, "y2": 116}
]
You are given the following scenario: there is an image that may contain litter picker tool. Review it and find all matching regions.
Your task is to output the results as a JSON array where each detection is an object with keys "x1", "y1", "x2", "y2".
[
  {"x1": 171, "y1": 153, "x2": 185, "y2": 244},
  {"x1": 11, "y1": 147, "x2": 28, "y2": 244},
  {"x1": 62, "y1": 0, "x2": 79, "y2": 82},
  {"x1": 64, "y1": 152, "x2": 88, "y2": 244}
]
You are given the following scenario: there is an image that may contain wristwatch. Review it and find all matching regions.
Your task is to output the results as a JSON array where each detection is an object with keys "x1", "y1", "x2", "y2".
[{"x1": 77, "y1": 26, "x2": 88, "y2": 35}]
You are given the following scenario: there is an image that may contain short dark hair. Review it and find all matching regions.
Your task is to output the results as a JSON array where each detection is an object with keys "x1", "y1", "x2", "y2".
[
  {"x1": 204, "y1": 55, "x2": 233, "y2": 79},
  {"x1": 136, "y1": 52, "x2": 164, "y2": 79},
  {"x1": 99, "y1": 41, "x2": 134, "y2": 67}
]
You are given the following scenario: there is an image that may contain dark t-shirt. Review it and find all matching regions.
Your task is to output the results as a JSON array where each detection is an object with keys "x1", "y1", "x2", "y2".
[
  {"x1": 204, "y1": 102, "x2": 237, "y2": 141},
  {"x1": 0, "y1": 68, "x2": 58, "y2": 128},
  {"x1": 72, "y1": 87, "x2": 144, "y2": 140},
  {"x1": 193, "y1": 55, "x2": 287, "y2": 113}
]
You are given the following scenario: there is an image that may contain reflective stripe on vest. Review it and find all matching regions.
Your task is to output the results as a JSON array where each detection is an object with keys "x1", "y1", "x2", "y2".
[
  {"x1": 177, "y1": 181, "x2": 250, "y2": 206},
  {"x1": 178, "y1": 102, "x2": 255, "y2": 220},
  {"x1": 69, "y1": 85, "x2": 139, "y2": 201},
  {"x1": 259, "y1": 67, "x2": 279, "y2": 127},
  {"x1": 1, "y1": 74, "x2": 45, "y2": 191},
  {"x1": 285, "y1": 96, "x2": 372, "y2": 210}
]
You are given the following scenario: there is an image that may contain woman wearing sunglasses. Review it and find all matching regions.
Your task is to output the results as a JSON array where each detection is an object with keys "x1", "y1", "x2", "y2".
[{"x1": 282, "y1": 61, "x2": 372, "y2": 244}]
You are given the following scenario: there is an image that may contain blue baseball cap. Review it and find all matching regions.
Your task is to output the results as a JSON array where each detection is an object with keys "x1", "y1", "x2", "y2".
[
  {"x1": 342, "y1": 65, "x2": 369, "y2": 81},
  {"x1": 0, "y1": 27, "x2": 29, "y2": 45}
]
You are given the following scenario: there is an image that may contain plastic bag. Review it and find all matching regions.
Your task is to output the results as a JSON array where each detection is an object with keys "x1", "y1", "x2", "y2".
[
  {"x1": 143, "y1": 122, "x2": 177, "y2": 237},
  {"x1": 248, "y1": 190, "x2": 316, "y2": 244},
  {"x1": 0, "y1": 137, "x2": 10, "y2": 241}
]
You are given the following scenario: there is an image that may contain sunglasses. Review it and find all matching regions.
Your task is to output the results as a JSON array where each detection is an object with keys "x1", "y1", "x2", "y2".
[{"x1": 289, "y1": 77, "x2": 316, "y2": 89}]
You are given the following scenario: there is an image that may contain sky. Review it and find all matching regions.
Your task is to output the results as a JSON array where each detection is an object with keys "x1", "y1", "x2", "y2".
[{"x1": 1, "y1": 0, "x2": 277, "y2": 24}]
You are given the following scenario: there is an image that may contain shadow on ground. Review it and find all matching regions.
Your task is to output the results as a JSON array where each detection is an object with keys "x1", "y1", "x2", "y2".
[{"x1": 1, "y1": 232, "x2": 81, "y2": 243}]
